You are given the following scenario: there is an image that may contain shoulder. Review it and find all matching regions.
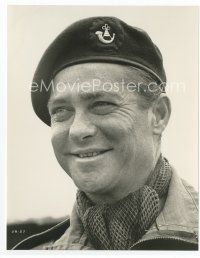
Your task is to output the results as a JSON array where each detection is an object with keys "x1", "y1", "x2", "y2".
[
  {"x1": 169, "y1": 167, "x2": 198, "y2": 209},
  {"x1": 181, "y1": 177, "x2": 198, "y2": 209},
  {"x1": 12, "y1": 217, "x2": 70, "y2": 250},
  {"x1": 157, "y1": 167, "x2": 198, "y2": 234}
]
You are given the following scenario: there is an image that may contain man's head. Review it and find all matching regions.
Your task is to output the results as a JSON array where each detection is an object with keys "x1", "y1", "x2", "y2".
[
  {"x1": 48, "y1": 63, "x2": 171, "y2": 203},
  {"x1": 31, "y1": 17, "x2": 171, "y2": 203}
]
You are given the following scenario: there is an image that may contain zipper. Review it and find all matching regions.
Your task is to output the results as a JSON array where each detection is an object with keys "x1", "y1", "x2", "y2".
[{"x1": 130, "y1": 235, "x2": 198, "y2": 249}]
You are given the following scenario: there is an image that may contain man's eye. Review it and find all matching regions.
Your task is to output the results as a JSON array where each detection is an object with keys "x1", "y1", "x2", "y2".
[
  {"x1": 93, "y1": 101, "x2": 114, "y2": 107},
  {"x1": 54, "y1": 108, "x2": 66, "y2": 114},
  {"x1": 91, "y1": 101, "x2": 116, "y2": 114},
  {"x1": 50, "y1": 107, "x2": 73, "y2": 122},
  {"x1": 50, "y1": 107, "x2": 66, "y2": 115}
]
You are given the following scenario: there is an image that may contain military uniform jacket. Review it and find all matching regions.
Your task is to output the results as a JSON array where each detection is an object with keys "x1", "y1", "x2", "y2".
[{"x1": 13, "y1": 169, "x2": 198, "y2": 250}]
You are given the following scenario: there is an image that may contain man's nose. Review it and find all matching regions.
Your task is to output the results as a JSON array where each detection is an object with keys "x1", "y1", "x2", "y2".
[{"x1": 69, "y1": 112, "x2": 97, "y2": 142}]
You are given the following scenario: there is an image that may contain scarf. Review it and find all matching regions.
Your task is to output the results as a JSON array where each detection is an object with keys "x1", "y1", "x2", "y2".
[{"x1": 76, "y1": 155, "x2": 172, "y2": 250}]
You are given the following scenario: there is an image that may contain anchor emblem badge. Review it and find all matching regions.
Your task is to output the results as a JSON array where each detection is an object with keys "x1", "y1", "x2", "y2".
[{"x1": 95, "y1": 24, "x2": 115, "y2": 44}]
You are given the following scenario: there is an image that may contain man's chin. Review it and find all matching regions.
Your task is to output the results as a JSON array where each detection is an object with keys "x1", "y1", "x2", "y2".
[{"x1": 73, "y1": 178, "x2": 108, "y2": 195}]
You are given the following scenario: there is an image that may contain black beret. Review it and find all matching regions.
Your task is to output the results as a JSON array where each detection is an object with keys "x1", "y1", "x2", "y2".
[{"x1": 31, "y1": 16, "x2": 166, "y2": 126}]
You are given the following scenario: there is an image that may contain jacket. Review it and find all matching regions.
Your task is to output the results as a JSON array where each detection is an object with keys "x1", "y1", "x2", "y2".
[{"x1": 13, "y1": 169, "x2": 198, "y2": 250}]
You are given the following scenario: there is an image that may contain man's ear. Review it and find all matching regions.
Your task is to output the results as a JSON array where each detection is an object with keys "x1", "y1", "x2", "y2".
[{"x1": 151, "y1": 94, "x2": 171, "y2": 135}]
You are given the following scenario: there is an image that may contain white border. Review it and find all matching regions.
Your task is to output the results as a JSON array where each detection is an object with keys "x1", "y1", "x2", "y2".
[
  {"x1": 1, "y1": 0, "x2": 7, "y2": 255},
  {"x1": 2, "y1": 0, "x2": 200, "y2": 258},
  {"x1": 5, "y1": 0, "x2": 200, "y2": 6}
]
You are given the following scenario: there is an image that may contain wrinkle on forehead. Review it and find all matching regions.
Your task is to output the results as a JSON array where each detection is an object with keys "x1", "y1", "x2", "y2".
[{"x1": 53, "y1": 63, "x2": 147, "y2": 84}]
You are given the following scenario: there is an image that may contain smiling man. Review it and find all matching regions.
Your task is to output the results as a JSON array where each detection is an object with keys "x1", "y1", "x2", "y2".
[
  {"x1": 49, "y1": 63, "x2": 162, "y2": 205},
  {"x1": 13, "y1": 17, "x2": 198, "y2": 250}
]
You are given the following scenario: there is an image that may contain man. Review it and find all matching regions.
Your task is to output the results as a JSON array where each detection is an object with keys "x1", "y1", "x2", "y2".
[{"x1": 13, "y1": 16, "x2": 198, "y2": 250}]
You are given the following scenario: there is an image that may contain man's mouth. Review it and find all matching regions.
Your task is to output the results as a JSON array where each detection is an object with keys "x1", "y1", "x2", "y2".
[{"x1": 72, "y1": 149, "x2": 111, "y2": 159}]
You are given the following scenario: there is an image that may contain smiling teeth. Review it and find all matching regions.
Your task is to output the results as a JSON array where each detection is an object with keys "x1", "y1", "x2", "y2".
[{"x1": 78, "y1": 152, "x2": 101, "y2": 158}]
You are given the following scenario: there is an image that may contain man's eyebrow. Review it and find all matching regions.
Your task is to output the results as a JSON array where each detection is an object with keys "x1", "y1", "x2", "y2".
[
  {"x1": 79, "y1": 91, "x2": 122, "y2": 101},
  {"x1": 47, "y1": 91, "x2": 122, "y2": 108},
  {"x1": 47, "y1": 98, "x2": 67, "y2": 109}
]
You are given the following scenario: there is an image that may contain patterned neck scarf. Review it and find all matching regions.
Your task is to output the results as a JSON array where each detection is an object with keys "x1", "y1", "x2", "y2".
[{"x1": 76, "y1": 156, "x2": 172, "y2": 250}]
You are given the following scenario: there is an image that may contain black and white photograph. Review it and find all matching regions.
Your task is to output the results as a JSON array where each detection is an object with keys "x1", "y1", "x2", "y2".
[{"x1": 5, "y1": 3, "x2": 198, "y2": 253}]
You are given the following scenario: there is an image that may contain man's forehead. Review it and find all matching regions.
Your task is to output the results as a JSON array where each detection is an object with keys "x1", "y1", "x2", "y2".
[{"x1": 53, "y1": 62, "x2": 145, "y2": 82}]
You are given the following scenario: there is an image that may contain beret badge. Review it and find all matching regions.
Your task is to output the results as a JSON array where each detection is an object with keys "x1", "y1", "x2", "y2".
[
  {"x1": 89, "y1": 18, "x2": 124, "y2": 51},
  {"x1": 95, "y1": 24, "x2": 115, "y2": 44}
]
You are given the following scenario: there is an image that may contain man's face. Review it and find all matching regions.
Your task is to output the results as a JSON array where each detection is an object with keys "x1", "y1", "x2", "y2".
[{"x1": 48, "y1": 63, "x2": 156, "y2": 200}]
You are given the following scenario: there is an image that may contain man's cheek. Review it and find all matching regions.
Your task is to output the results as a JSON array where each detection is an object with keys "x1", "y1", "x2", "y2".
[
  {"x1": 51, "y1": 130, "x2": 66, "y2": 153},
  {"x1": 54, "y1": 150, "x2": 72, "y2": 178},
  {"x1": 100, "y1": 119, "x2": 134, "y2": 141}
]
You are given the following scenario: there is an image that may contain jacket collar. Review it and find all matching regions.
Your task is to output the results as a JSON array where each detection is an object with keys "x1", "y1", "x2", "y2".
[
  {"x1": 154, "y1": 168, "x2": 198, "y2": 233},
  {"x1": 49, "y1": 168, "x2": 198, "y2": 250}
]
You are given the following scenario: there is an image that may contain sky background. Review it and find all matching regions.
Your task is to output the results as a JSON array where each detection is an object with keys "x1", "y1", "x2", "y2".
[{"x1": 7, "y1": 6, "x2": 198, "y2": 222}]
